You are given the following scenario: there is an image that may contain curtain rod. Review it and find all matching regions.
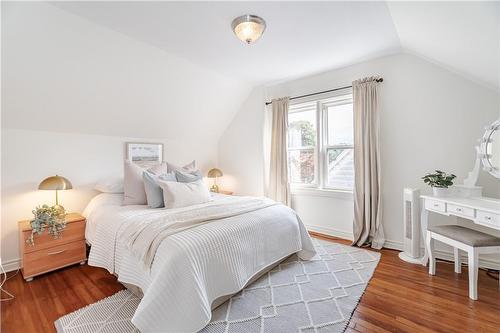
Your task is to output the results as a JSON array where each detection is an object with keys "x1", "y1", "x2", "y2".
[{"x1": 264, "y1": 78, "x2": 383, "y2": 106}]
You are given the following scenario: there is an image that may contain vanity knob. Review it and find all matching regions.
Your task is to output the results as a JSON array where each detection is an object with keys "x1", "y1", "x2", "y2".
[
  {"x1": 485, "y1": 216, "x2": 492, "y2": 220},
  {"x1": 456, "y1": 208, "x2": 462, "y2": 212}
]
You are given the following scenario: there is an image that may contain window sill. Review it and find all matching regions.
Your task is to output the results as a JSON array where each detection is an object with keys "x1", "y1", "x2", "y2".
[{"x1": 291, "y1": 187, "x2": 353, "y2": 200}]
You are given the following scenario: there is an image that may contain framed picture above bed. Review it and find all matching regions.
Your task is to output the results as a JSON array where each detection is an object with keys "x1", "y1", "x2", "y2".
[{"x1": 126, "y1": 142, "x2": 163, "y2": 167}]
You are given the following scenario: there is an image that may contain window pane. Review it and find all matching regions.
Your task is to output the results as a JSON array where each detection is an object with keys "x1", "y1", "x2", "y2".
[
  {"x1": 326, "y1": 148, "x2": 354, "y2": 189},
  {"x1": 288, "y1": 110, "x2": 316, "y2": 148},
  {"x1": 327, "y1": 103, "x2": 353, "y2": 146},
  {"x1": 288, "y1": 149, "x2": 315, "y2": 184}
]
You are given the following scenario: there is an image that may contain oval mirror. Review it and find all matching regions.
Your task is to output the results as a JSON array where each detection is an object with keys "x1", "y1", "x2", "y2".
[{"x1": 480, "y1": 119, "x2": 500, "y2": 179}]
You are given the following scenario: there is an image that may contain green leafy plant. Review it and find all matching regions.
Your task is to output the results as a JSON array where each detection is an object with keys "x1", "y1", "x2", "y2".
[
  {"x1": 422, "y1": 170, "x2": 456, "y2": 188},
  {"x1": 27, "y1": 205, "x2": 67, "y2": 246}
]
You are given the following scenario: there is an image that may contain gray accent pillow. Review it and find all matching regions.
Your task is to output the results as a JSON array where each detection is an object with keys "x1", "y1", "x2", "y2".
[
  {"x1": 143, "y1": 171, "x2": 176, "y2": 208},
  {"x1": 175, "y1": 170, "x2": 202, "y2": 183}
]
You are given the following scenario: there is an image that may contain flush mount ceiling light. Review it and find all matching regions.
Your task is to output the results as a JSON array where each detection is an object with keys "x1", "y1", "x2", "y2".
[{"x1": 231, "y1": 15, "x2": 266, "y2": 44}]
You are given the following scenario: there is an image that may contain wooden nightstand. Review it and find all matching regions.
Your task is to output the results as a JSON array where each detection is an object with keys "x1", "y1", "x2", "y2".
[{"x1": 18, "y1": 212, "x2": 87, "y2": 282}]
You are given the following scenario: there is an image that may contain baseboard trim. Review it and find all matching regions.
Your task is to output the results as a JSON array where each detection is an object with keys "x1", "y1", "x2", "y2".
[
  {"x1": 1, "y1": 258, "x2": 21, "y2": 272},
  {"x1": 305, "y1": 224, "x2": 353, "y2": 241},
  {"x1": 383, "y1": 239, "x2": 404, "y2": 251},
  {"x1": 308, "y1": 229, "x2": 500, "y2": 270}
]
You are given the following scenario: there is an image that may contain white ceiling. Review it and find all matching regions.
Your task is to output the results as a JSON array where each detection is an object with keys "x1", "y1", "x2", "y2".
[
  {"x1": 51, "y1": 1, "x2": 402, "y2": 85},
  {"x1": 387, "y1": 1, "x2": 499, "y2": 90}
]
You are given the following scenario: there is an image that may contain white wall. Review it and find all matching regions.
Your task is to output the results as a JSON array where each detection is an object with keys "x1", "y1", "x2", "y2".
[
  {"x1": 218, "y1": 87, "x2": 265, "y2": 195},
  {"x1": 219, "y1": 53, "x2": 500, "y2": 267},
  {"x1": 291, "y1": 191, "x2": 354, "y2": 240}
]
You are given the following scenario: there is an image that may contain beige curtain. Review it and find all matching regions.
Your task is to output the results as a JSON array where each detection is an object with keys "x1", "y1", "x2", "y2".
[
  {"x1": 352, "y1": 77, "x2": 385, "y2": 249},
  {"x1": 264, "y1": 97, "x2": 291, "y2": 206}
]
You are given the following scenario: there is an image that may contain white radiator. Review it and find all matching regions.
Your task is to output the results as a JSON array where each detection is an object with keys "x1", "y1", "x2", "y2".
[{"x1": 398, "y1": 188, "x2": 423, "y2": 264}]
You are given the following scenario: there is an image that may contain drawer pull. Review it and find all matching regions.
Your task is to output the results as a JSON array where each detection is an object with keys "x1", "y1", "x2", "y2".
[
  {"x1": 47, "y1": 250, "x2": 66, "y2": 256},
  {"x1": 484, "y1": 216, "x2": 492, "y2": 220},
  {"x1": 434, "y1": 204, "x2": 439, "y2": 207},
  {"x1": 456, "y1": 208, "x2": 462, "y2": 212}
]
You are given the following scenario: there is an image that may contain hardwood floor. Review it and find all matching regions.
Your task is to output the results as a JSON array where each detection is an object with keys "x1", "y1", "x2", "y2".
[{"x1": 1, "y1": 236, "x2": 499, "y2": 333}]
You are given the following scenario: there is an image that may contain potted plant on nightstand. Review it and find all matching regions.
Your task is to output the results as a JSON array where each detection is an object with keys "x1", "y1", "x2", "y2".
[
  {"x1": 27, "y1": 204, "x2": 67, "y2": 245},
  {"x1": 422, "y1": 170, "x2": 457, "y2": 197}
]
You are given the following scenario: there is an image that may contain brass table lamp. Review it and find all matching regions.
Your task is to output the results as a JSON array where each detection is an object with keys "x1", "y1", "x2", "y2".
[
  {"x1": 207, "y1": 168, "x2": 223, "y2": 193},
  {"x1": 38, "y1": 175, "x2": 73, "y2": 211}
]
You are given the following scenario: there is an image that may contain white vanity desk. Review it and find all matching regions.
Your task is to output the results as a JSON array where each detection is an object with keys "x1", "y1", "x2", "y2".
[{"x1": 420, "y1": 195, "x2": 500, "y2": 265}]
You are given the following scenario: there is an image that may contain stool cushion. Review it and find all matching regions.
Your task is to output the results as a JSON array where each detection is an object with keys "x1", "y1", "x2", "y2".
[{"x1": 429, "y1": 225, "x2": 500, "y2": 247}]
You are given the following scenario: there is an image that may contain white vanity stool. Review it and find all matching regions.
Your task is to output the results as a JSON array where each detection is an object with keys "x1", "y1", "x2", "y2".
[{"x1": 426, "y1": 225, "x2": 500, "y2": 300}]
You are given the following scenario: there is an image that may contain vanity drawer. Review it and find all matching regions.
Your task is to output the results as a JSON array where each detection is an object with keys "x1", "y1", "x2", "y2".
[
  {"x1": 476, "y1": 210, "x2": 500, "y2": 227},
  {"x1": 425, "y1": 199, "x2": 446, "y2": 213},
  {"x1": 447, "y1": 204, "x2": 475, "y2": 218}
]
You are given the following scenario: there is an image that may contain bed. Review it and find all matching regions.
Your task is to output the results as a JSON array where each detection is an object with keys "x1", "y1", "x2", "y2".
[{"x1": 83, "y1": 192, "x2": 316, "y2": 333}]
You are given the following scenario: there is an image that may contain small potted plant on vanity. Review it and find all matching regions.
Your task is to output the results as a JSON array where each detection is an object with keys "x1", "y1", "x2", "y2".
[{"x1": 422, "y1": 170, "x2": 457, "y2": 197}]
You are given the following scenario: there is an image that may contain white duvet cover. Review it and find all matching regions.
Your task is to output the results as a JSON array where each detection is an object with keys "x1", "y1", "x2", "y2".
[{"x1": 84, "y1": 193, "x2": 316, "y2": 333}]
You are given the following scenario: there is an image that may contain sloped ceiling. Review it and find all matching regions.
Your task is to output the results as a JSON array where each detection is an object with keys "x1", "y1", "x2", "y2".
[
  {"x1": 51, "y1": 1, "x2": 402, "y2": 85},
  {"x1": 387, "y1": 1, "x2": 500, "y2": 90},
  {"x1": 51, "y1": 1, "x2": 499, "y2": 89},
  {"x1": 2, "y1": 2, "x2": 251, "y2": 141}
]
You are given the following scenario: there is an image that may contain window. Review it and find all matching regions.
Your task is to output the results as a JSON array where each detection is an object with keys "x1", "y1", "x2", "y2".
[
  {"x1": 287, "y1": 92, "x2": 354, "y2": 191},
  {"x1": 288, "y1": 102, "x2": 317, "y2": 184}
]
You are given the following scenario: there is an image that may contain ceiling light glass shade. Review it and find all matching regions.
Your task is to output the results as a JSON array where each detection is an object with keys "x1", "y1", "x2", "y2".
[{"x1": 231, "y1": 15, "x2": 266, "y2": 44}]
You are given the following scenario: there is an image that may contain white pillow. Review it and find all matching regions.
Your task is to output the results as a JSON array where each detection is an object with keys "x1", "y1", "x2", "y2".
[
  {"x1": 123, "y1": 160, "x2": 147, "y2": 205},
  {"x1": 95, "y1": 177, "x2": 124, "y2": 193},
  {"x1": 158, "y1": 179, "x2": 210, "y2": 209}
]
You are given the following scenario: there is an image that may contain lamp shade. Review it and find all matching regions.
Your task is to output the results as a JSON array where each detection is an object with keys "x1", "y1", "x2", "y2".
[
  {"x1": 207, "y1": 168, "x2": 223, "y2": 178},
  {"x1": 38, "y1": 175, "x2": 73, "y2": 191}
]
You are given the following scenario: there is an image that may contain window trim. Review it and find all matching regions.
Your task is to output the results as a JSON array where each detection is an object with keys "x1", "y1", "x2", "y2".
[{"x1": 288, "y1": 88, "x2": 354, "y2": 193}]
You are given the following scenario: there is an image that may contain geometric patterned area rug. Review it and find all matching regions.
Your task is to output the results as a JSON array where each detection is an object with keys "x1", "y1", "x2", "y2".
[{"x1": 55, "y1": 239, "x2": 380, "y2": 333}]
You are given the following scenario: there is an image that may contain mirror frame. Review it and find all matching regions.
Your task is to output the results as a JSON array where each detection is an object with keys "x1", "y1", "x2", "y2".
[{"x1": 480, "y1": 118, "x2": 500, "y2": 179}]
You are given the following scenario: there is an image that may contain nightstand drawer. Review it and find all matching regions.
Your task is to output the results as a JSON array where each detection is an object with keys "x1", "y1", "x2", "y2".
[
  {"x1": 21, "y1": 218, "x2": 85, "y2": 253},
  {"x1": 22, "y1": 240, "x2": 86, "y2": 278}
]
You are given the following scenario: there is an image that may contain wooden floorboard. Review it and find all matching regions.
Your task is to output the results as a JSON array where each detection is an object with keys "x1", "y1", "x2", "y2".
[{"x1": 1, "y1": 236, "x2": 499, "y2": 333}]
